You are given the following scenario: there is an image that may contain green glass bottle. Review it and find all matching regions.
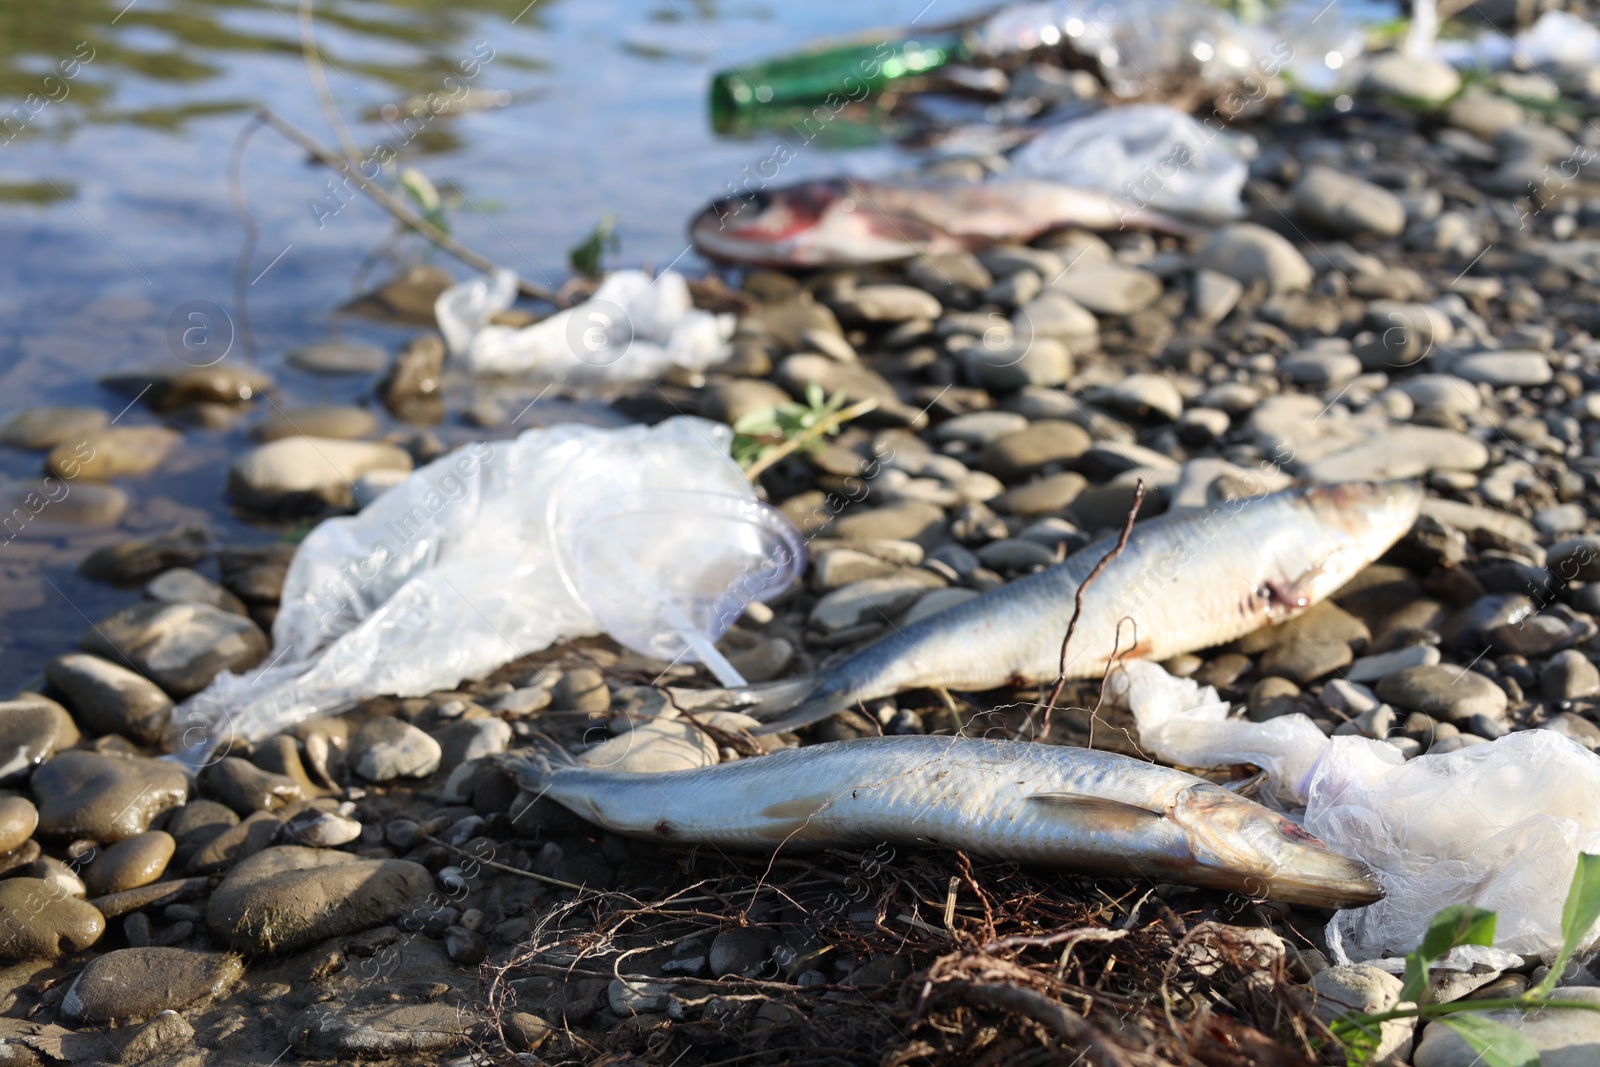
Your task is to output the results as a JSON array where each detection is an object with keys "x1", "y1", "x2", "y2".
[{"x1": 709, "y1": 32, "x2": 968, "y2": 133}]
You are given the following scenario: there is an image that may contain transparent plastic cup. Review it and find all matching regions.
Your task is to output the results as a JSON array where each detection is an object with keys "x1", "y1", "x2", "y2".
[{"x1": 552, "y1": 489, "x2": 807, "y2": 685}]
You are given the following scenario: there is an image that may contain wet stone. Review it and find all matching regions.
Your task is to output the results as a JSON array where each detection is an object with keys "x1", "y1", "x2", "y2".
[
  {"x1": 286, "y1": 341, "x2": 388, "y2": 374},
  {"x1": 0, "y1": 478, "x2": 128, "y2": 526},
  {"x1": 62, "y1": 947, "x2": 243, "y2": 1024},
  {"x1": 252, "y1": 404, "x2": 376, "y2": 442},
  {"x1": 0, "y1": 695, "x2": 80, "y2": 783},
  {"x1": 48, "y1": 425, "x2": 179, "y2": 481},
  {"x1": 145, "y1": 567, "x2": 247, "y2": 615},
  {"x1": 0, "y1": 406, "x2": 108, "y2": 451},
  {"x1": 351, "y1": 717, "x2": 442, "y2": 782},
  {"x1": 0, "y1": 878, "x2": 105, "y2": 959},
  {"x1": 45, "y1": 653, "x2": 173, "y2": 745},
  {"x1": 31, "y1": 751, "x2": 188, "y2": 843},
  {"x1": 81, "y1": 601, "x2": 269, "y2": 699},
  {"x1": 1375, "y1": 664, "x2": 1509, "y2": 724},
  {"x1": 78, "y1": 525, "x2": 210, "y2": 584},
  {"x1": 81, "y1": 831, "x2": 174, "y2": 896},
  {"x1": 120, "y1": 1010, "x2": 196, "y2": 1065},
  {"x1": 166, "y1": 800, "x2": 239, "y2": 869},
  {"x1": 208, "y1": 845, "x2": 433, "y2": 955},
  {"x1": 204, "y1": 757, "x2": 301, "y2": 814},
  {"x1": 228, "y1": 436, "x2": 414, "y2": 512},
  {"x1": 0, "y1": 798, "x2": 37, "y2": 855},
  {"x1": 187, "y1": 811, "x2": 282, "y2": 874}
]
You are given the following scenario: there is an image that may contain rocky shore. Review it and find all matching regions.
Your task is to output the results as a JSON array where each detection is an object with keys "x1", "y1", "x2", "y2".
[{"x1": 7, "y1": 28, "x2": 1600, "y2": 1067}]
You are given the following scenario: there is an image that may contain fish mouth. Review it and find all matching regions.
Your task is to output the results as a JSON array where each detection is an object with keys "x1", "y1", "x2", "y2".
[{"x1": 1178, "y1": 785, "x2": 1386, "y2": 909}]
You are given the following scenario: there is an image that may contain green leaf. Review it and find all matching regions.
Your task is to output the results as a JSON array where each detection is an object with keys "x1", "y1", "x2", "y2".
[
  {"x1": 1401, "y1": 905, "x2": 1497, "y2": 1003},
  {"x1": 1329, "y1": 1016, "x2": 1381, "y2": 1067},
  {"x1": 1538, "y1": 852, "x2": 1600, "y2": 996},
  {"x1": 1437, "y1": 1015, "x2": 1540, "y2": 1067},
  {"x1": 569, "y1": 214, "x2": 619, "y2": 279}
]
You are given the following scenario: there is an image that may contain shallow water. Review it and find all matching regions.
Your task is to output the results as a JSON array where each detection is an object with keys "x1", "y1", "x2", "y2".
[{"x1": 0, "y1": 0, "x2": 989, "y2": 692}]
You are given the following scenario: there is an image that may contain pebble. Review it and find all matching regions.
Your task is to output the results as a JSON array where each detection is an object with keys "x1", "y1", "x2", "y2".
[
  {"x1": 1309, "y1": 965, "x2": 1413, "y2": 1065},
  {"x1": 187, "y1": 811, "x2": 283, "y2": 874},
  {"x1": 810, "y1": 570, "x2": 944, "y2": 632},
  {"x1": 1446, "y1": 350, "x2": 1554, "y2": 387},
  {"x1": 1048, "y1": 263, "x2": 1162, "y2": 315},
  {"x1": 120, "y1": 1009, "x2": 197, "y2": 1064},
  {"x1": 62, "y1": 947, "x2": 243, "y2": 1023},
  {"x1": 1293, "y1": 166, "x2": 1406, "y2": 237},
  {"x1": 935, "y1": 411, "x2": 1027, "y2": 445},
  {"x1": 167, "y1": 800, "x2": 240, "y2": 870},
  {"x1": 286, "y1": 341, "x2": 388, "y2": 374},
  {"x1": 47, "y1": 425, "x2": 179, "y2": 481},
  {"x1": 81, "y1": 601, "x2": 269, "y2": 698},
  {"x1": 146, "y1": 567, "x2": 248, "y2": 613},
  {"x1": 0, "y1": 406, "x2": 107, "y2": 450},
  {"x1": 1279, "y1": 350, "x2": 1363, "y2": 389},
  {"x1": 1413, "y1": 987, "x2": 1600, "y2": 1067},
  {"x1": 552, "y1": 667, "x2": 611, "y2": 712},
  {"x1": 1396, "y1": 375, "x2": 1481, "y2": 415},
  {"x1": 832, "y1": 284, "x2": 941, "y2": 323},
  {"x1": 1301, "y1": 426, "x2": 1488, "y2": 481},
  {"x1": 381, "y1": 333, "x2": 446, "y2": 416},
  {"x1": 81, "y1": 831, "x2": 175, "y2": 896},
  {"x1": 32, "y1": 751, "x2": 188, "y2": 843},
  {"x1": 710, "y1": 927, "x2": 773, "y2": 977},
  {"x1": 1191, "y1": 269, "x2": 1243, "y2": 326},
  {"x1": 831, "y1": 500, "x2": 946, "y2": 543},
  {"x1": 993, "y1": 471, "x2": 1087, "y2": 516},
  {"x1": 979, "y1": 420, "x2": 1092, "y2": 481},
  {"x1": 1260, "y1": 639, "x2": 1352, "y2": 684},
  {"x1": 1016, "y1": 291, "x2": 1098, "y2": 342},
  {"x1": 205, "y1": 757, "x2": 302, "y2": 813},
  {"x1": 350, "y1": 717, "x2": 443, "y2": 781},
  {"x1": 288, "y1": 1002, "x2": 472, "y2": 1058},
  {"x1": 1345, "y1": 645, "x2": 1441, "y2": 684},
  {"x1": 1194, "y1": 223, "x2": 1313, "y2": 294},
  {"x1": 285, "y1": 809, "x2": 362, "y2": 848},
  {"x1": 228, "y1": 436, "x2": 414, "y2": 511},
  {"x1": 0, "y1": 695, "x2": 80, "y2": 782},
  {"x1": 1544, "y1": 650, "x2": 1600, "y2": 701},
  {"x1": 0, "y1": 878, "x2": 105, "y2": 959},
  {"x1": 1090, "y1": 373, "x2": 1183, "y2": 422},
  {"x1": 775, "y1": 355, "x2": 923, "y2": 427},
  {"x1": 207, "y1": 846, "x2": 432, "y2": 954},
  {"x1": 252, "y1": 404, "x2": 377, "y2": 441},
  {"x1": 1375, "y1": 664, "x2": 1509, "y2": 723},
  {"x1": 0, "y1": 478, "x2": 127, "y2": 526},
  {"x1": 45, "y1": 652, "x2": 173, "y2": 745},
  {"x1": 700, "y1": 378, "x2": 791, "y2": 426},
  {"x1": 1363, "y1": 52, "x2": 1460, "y2": 103},
  {"x1": 0, "y1": 798, "x2": 36, "y2": 855}
]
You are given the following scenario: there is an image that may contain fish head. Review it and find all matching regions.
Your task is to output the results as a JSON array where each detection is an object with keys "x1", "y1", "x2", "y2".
[
  {"x1": 1170, "y1": 782, "x2": 1384, "y2": 908},
  {"x1": 688, "y1": 179, "x2": 948, "y2": 267},
  {"x1": 1252, "y1": 479, "x2": 1423, "y2": 616}
]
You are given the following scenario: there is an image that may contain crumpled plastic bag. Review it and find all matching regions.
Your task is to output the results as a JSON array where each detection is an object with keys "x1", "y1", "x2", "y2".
[
  {"x1": 1434, "y1": 10, "x2": 1600, "y2": 71},
  {"x1": 1009, "y1": 105, "x2": 1248, "y2": 222},
  {"x1": 1110, "y1": 660, "x2": 1600, "y2": 965},
  {"x1": 436, "y1": 269, "x2": 734, "y2": 379},
  {"x1": 178, "y1": 416, "x2": 785, "y2": 760}
]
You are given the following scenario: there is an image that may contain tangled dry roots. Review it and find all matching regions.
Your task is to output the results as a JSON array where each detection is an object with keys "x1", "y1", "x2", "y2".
[{"x1": 473, "y1": 844, "x2": 1338, "y2": 1066}]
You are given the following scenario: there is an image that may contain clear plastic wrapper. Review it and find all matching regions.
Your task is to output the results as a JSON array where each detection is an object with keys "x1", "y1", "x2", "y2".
[
  {"x1": 1009, "y1": 105, "x2": 1248, "y2": 222},
  {"x1": 436, "y1": 269, "x2": 734, "y2": 380},
  {"x1": 176, "y1": 417, "x2": 802, "y2": 763},
  {"x1": 1111, "y1": 660, "x2": 1600, "y2": 965}
]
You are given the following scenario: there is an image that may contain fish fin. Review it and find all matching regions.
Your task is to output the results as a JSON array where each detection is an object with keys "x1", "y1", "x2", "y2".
[
  {"x1": 1029, "y1": 793, "x2": 1166, "y2": 829},
  {"x1": 667, "y1": 673, "x2": 821, "y2": 719}
]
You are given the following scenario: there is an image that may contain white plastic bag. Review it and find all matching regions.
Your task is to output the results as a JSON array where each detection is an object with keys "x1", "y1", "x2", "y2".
[
  {"x1": 178, "y1": 417, "x2": 801, "y2": 759},
  {"x1": 1433, "y1": 11, "x2": 1600, "y2": 70},
  {"x1": 1009, "y1": 105, "x2": 1248, "y2": 222},
  {"x1": 1110, "y1": 660, "x2": 1600, "y2": 964},
  {"x1": 436, "y1": 269, "x2": 734, "y2": 380}
]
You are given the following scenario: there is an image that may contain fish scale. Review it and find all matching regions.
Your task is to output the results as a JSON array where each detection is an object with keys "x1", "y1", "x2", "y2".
[{"x1": 505, "y1": 735, "x2": 1386, "y2": 908}]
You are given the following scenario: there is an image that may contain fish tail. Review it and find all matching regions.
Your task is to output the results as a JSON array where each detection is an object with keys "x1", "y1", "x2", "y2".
[
  {"x1": 749, "y1": 683, "x2": 860, "y2": 734},
  {"x1": 496, "y1": 737, "x2": 580, "y2": 795}
]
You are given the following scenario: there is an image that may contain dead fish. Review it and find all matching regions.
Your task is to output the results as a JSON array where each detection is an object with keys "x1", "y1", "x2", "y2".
[
  {"x1": 689, "y1": 176, "x2": 1199, "y2": 268},
  {"x1": 503, "y1": 735, "x2": 1385, "y2": 908},
  {"x1": 680, "y1": 480, "x2": 1423, "y2": 734}
]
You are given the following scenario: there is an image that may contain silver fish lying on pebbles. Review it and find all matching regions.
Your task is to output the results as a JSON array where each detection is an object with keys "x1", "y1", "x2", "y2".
[
  {"x1": 683, "y1": 480, "x2": 1424, "y2": 734},
  {"x1": 504, "y1": 735, "x2": 1384, "y2": 908},
  {"x1": 689, "y1": 177, "x2": 1199, "y2": 268}
]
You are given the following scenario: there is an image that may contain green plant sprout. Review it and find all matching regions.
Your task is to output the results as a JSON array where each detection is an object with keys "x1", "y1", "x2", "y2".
[
  {"x1": 731, "y1": 382, "x2": 880, "y2": 481},
  {"x1": 1333, "y1": 852, "x2": 1600, "y2": 1067},
  {"x1": 569, "y1": 214, "x2": 620, "y2": 278}
]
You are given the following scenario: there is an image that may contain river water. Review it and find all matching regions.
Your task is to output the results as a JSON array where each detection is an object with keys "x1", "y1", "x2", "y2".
[{"x1": 0, "y1": 0, "x2": 988, "y2": 690}]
